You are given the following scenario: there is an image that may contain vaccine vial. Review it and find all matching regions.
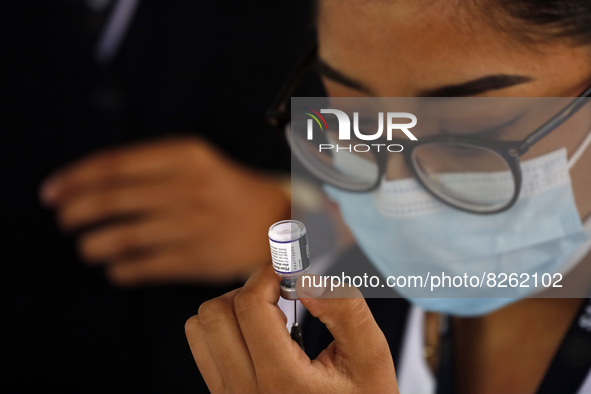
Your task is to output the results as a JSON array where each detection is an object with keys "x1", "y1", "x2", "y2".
[{"x1": 268, "y1": 220, "x2": 311, "y2": 300}]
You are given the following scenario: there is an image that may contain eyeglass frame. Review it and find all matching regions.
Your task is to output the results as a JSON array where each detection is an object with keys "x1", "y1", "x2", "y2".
[{"x1": 267, "y1": 44, "x2": 591, "y2": 214}]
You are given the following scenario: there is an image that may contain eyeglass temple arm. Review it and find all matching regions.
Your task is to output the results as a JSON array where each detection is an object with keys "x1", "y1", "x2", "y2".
[
  {"x1": 266, "y1": 43, "x2": 318, "y2": 127},
  {"x1": 519, "y1": 85, "x2": 591, "y2": 154}
]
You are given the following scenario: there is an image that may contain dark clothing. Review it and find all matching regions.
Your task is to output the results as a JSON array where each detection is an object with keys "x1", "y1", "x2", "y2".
[
  {"x1": 302, "y1": 245, "x2": 411, "y2": 365},
  {"x1": 1, "y1": 1, "x2": 312, "y2": 392}
]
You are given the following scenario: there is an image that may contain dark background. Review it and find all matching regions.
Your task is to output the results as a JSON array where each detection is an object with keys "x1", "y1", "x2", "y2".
[{"x1": 1, "y1": 1, "x2": 313, "y2": 392}]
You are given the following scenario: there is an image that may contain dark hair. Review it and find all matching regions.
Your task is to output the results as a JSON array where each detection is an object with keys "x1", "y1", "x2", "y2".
[{"x1": 491, "y1": 0, "x2": 591, "y2": 45}]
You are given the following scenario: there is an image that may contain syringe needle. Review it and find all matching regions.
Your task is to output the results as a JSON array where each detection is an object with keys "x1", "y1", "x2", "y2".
[
  {"x1": 290, "y1": 322, "x2": 304, "y2": 350},
  {"x1": 290, "y1": 300, "x2": 304, "y2": 350}
]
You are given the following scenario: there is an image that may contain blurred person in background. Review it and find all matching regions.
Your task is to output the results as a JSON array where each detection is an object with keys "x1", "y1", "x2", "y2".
[{"x1": 1, "y1": 0, "x2": 312, "y2": 392}]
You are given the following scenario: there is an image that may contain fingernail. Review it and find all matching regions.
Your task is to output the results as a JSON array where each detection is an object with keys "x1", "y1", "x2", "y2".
[{"x1": 296, "y1": 275, "x2": 328, "y2": 298}]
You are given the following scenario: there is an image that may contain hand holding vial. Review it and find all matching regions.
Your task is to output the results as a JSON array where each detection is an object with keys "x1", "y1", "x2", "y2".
[
  {"x1": 268, "y1": 220, "x2": 311, "y2": 349},
  {"x1": 185, "y1": 264, "x2": 399, "y2": 394}
]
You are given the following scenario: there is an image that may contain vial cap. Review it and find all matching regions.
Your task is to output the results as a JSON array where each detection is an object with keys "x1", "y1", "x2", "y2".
[{"x1": 268, "y1": 220, "x2": 306, "y2": 243}]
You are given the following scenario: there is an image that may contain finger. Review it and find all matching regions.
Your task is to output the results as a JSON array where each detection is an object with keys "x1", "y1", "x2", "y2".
[
  {"x1": 233, "y1": 265, "x2": 308, "y2": 373},
  {"x1": 185, "y1": 315, "x2": 225, "y2": 393},
  {"x1": 297, "y1": 275, "x2": 387, "y2": 361},
  {"x1": 41, "y1": 138, "x2": 206, "y2": 205},
  {"x1": 105, "y1": 243, "x2": 237, "y2": 286},
  {"x1": 196, "y1": 290, "x2": 257, "y2": 392},
  {"x1": 56, "y1": 183, "x2": 173, "y2": 231},
  {"x1": 78, "y1": 217, "x2": 187, "y2": 263},
  {"x1": 105, "y1": 248, "x2": 194, "y2": 286}
]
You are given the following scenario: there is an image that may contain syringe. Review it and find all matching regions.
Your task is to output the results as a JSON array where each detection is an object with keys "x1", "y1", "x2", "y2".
[{"x1": 268, "y1": 220, "x2": 310, "y2": 350}]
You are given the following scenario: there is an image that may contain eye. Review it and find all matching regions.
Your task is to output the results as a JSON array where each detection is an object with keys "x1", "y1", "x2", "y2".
[
  {"x1": 439, "y1": 112, "x2": 524, "y2": 140},
  {"x1": 444, "y1": 143, "x2": 490, "y2": 157},
  {"x1": 441, "y1": 127, "x2": 505, "y2": 140}
]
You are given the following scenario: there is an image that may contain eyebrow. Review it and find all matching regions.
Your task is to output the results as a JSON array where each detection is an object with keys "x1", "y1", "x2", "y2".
[
  {"x1": 316, "y1": 57, "x2": 533, "y2": 97},
  {"x1": 316, "y1": 57, "x2": 373, "y2": 94},
  {"x1": 419, "y1": 75, "x2": 534, "y2": 97}
]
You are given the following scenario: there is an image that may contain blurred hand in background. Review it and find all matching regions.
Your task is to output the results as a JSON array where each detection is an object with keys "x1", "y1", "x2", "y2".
[{"x1": 41, "y1": 136, "x2": 290, "y2": 286}]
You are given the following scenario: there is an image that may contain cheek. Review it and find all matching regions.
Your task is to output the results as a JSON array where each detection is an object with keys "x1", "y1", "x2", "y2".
[
  {"x1": 522, "y1": 111, "x2": 591, "y2": 161},
  {"x1": 568, "y1": 128, "x2": 591, "y2": 221}
]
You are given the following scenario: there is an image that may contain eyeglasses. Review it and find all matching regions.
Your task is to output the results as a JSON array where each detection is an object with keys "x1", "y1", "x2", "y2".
[{"x1": 267, "y1": 44, "x2": 591, "y2": 214}]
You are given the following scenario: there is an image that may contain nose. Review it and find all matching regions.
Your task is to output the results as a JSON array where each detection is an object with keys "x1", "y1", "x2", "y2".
[{"x1": 383, "y1": 151, "x2": 413, "y2": 181}]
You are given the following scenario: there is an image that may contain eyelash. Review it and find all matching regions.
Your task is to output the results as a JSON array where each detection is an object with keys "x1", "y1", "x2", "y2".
[
  {"x1": 440, "y1": 113, "x2": 524, "y2": 140},
  {"x1": 440, "y1": 127, "x2": 506, "y2": 140}
]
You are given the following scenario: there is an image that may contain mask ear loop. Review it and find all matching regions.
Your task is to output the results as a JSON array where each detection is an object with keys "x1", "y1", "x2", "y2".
[
  {"x1": 568, "y1": 128, "x2": 591, "y2": 170},
  {"x1": 568, "y1": 128, "x2": 591, "y2": 224}
]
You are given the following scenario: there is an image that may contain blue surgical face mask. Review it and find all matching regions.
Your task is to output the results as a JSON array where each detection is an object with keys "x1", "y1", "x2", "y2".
[{"x1": 325, "y1": 132, "x2": 591, "y2": 316}]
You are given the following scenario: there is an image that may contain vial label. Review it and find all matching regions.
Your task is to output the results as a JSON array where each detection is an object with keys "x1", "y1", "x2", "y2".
[{"x1": 269, "y1": 239, "x2": 304, "y2": 273}]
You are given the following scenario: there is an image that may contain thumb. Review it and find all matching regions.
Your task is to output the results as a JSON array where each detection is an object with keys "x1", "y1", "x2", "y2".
[{"x1": 296, "y1": 274, "x2": 387, "y2": 359}]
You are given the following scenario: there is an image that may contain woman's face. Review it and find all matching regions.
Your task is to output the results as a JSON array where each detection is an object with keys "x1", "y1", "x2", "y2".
[{"x1": 317, "y1": 0, "x2": 591, "y2": 220}]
